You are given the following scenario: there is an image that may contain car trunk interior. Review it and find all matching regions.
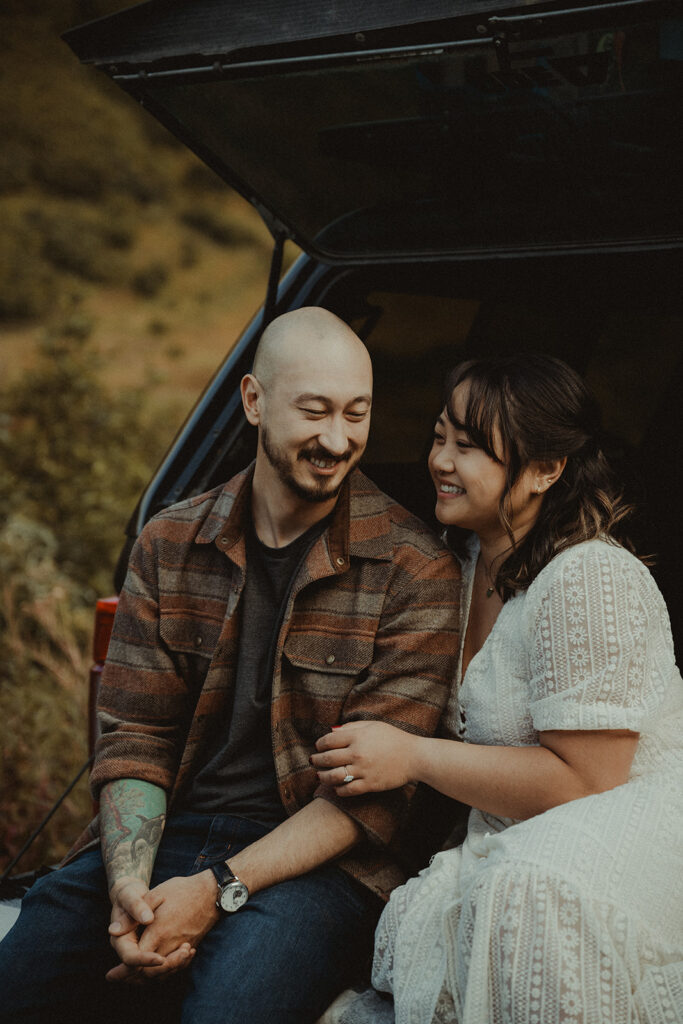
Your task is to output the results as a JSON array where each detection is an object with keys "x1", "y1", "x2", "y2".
[{"x1": 343, "y1": 258, "x2": 683, "y2": 658}]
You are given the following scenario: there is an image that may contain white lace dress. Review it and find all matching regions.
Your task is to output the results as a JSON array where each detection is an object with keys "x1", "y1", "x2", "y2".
[{"x1": 320, "y1": 538, "x2": 683, "y2": 1024}]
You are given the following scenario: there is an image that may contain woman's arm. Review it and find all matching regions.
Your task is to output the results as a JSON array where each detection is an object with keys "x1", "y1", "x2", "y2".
[{"x1": 312, "y1": 722, "x2": 638, "y2": 820}]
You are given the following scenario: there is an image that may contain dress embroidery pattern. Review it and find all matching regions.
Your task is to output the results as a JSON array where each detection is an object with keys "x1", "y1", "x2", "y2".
[{"x1": 360, "y1": 540, "x2": 683, "y2": 1024}]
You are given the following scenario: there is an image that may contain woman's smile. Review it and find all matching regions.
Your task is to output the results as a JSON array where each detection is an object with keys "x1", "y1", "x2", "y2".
[{"x1": 437, "y1": 481, "x2": 466, "y2": 496}]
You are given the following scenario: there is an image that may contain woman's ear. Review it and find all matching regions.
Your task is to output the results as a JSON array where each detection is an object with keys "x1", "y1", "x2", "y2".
[{"x1": 533, "y1": 457, "x2": 567, "y2": 495}]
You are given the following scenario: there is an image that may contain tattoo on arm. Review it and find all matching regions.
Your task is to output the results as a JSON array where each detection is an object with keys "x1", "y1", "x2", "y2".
[{"x1": 100, "y1": 779, "x2": 167, "y2": 891}]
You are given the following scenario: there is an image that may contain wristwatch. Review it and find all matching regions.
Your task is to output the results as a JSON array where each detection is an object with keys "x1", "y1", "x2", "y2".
[{"x1": 210, "y1": 861, "x2": 249, "y2": 913}]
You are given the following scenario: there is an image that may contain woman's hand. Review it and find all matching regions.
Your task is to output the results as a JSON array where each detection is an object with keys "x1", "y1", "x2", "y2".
[{"x1": 311, "y1": 721, "x2": 421, "y2": 796}]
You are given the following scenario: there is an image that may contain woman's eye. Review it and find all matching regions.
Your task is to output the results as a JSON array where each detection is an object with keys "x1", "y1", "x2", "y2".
[
  {"x1": 301, "y1": 408, "x2": 325, "y2": 416},
  {"x1": 432, "y1": 432, "x2": 445, "y2": 444},
  {"x1": 456, "y1": 440, "x2": 474, "y2": 450}
]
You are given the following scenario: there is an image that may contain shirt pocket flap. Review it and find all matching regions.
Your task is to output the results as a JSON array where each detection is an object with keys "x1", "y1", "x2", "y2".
[
  {"x1": 283, "y1": 631, "x2": 374, "y2": 676},
  {"x1": 159, "y1": 614, "x2": 220, "y2": 658}
]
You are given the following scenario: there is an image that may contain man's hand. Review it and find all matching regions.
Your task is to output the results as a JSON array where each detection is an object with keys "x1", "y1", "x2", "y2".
[
  {"x1": 107, "y1": 876, "x2": 167, "y2": 981},
  {"x1": 106, "y1": 871, "x2": 219, "y2": 982}
]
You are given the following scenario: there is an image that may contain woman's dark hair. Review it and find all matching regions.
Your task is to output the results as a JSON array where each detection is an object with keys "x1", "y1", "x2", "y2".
[{"x1": 443, "y1": 353, "x2": 637, "y2": 600}]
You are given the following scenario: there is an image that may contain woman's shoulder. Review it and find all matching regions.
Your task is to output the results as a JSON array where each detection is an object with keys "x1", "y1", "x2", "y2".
[
  {"x1": 538, "y1": 536, "x2": 643, "y2": 583},
  {"x1": 525, "y1": 537, "x2": 655, "y2": 617}
]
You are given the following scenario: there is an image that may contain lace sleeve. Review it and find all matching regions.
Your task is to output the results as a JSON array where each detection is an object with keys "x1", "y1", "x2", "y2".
[{"x1": 526, "y1": 540, "x2": 673, "y2": 733}]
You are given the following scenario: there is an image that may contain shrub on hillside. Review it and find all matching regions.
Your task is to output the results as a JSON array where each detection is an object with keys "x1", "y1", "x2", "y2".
[
  {"x1": 132, "y1": 261, "x2": 169, "y2": 297},
  {"x1": 0, "y1": 322, "x2": 168, "y2": 596},
  {"x1": 0, "y1": 512, "x2": 93, "y2": 874},
  {"x1": 40, "y1": 213, "x2": 129, "y2": 284},
  {"x1": 0, "y1": 203, "x2": 137, "y2": 321},
  {"x1": 0, "y1": 209, "x2": 59, "y2": 320},
  {"x1": 179, "y1": 207, "x2": 257, "y2": 248},
  {"x1": 0, "y1": 322, "x2": 173, "y2": 872}
]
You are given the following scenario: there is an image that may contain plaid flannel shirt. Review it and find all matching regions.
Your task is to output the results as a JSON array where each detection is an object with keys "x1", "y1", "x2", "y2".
[{"x1": 69, "y1": 466, "x2": 461, "y2": 899}]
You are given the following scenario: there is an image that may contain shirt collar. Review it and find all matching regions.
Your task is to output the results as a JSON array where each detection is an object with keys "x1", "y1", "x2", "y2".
[{"x1": 195, "y1": 463, "x2": 394, "y2": 563}]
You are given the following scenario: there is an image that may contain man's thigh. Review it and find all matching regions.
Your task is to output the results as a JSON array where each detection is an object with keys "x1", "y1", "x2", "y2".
[
  {"x1": 0, "y1": 848, "x2": 128, "y2": 1024},
  {"x1": 0, "y1": 818, "x2": 204, "y2": 1024},
  {"x1": 184, "y1": 863, "x2": 380, "y2": 1024},
  {"x1": 0, "y1": 815, "x2": 379, "y2": 1024}
]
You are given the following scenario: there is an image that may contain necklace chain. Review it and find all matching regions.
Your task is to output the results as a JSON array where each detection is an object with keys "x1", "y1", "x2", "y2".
[{"x1": 477, "y1": 552, "x2": 496, "y2": 598}]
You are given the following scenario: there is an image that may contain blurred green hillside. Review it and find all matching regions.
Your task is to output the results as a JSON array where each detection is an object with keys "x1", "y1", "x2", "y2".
[
  {"x1": 0, "y1": 0, "x2": 288, "y2": 873},
  {"x1": 0, "y1": 1, "x2": 277, "y2": 399}
]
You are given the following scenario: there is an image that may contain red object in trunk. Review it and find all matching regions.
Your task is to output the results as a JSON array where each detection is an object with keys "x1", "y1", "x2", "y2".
[{"x1": 89, "y1": 597, "x2": 118, "y2": 755}]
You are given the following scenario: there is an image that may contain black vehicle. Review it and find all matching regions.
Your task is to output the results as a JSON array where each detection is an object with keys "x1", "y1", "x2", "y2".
[
  {"x1": 1, "y1": 0, "x2": 681, "y2": 948},
  {"x1": 62, "y1": 0, "x2": 683, "y2": 662}
]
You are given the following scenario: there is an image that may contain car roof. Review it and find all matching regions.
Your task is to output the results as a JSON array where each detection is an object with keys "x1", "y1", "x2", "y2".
[{"x1": 64, "y1": 0, "x2": 683, "y2": 262}]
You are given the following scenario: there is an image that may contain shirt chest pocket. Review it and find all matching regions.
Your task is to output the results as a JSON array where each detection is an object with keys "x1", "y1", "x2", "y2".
[
  {"x1": 282, "y1": 630, "x2": 375, "y2": 699},
  {"x1": 159, "y1": 613, "x2": 223, "y2": 690}
]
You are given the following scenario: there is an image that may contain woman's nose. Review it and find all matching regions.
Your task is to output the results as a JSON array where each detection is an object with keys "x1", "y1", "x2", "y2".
[{"x1": 431, "y1": 446, "x2": 455, "y2": 473}]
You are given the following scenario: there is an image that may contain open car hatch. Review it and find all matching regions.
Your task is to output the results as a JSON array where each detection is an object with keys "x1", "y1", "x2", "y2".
[{"x1": 64, "y1": 0, "x2": 683, "y2": 261}]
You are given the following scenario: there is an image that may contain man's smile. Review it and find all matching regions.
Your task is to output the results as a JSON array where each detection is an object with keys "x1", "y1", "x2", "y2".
[{"x1": 299, "y1": 447, "x2": 353, "y2": 475}]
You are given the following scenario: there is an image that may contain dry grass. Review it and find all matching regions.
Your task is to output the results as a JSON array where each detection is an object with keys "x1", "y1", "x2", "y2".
[{"x1": 0, "y1": 517, "x2": 93, "y2": 872}]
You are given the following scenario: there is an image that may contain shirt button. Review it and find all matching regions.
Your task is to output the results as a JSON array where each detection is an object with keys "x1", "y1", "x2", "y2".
[
  {"x1": 194, "y1": 635, "x2": 203, "y2": 648},
  {"x1": 325, "y1": 654, "x2": 335, "y2": 665},
  {"x1": 218, "y1": 536, "x2": 228, "y2": 546},
  {"x1": 335, "y1": 556, "x2": 345, "y2": 566}
]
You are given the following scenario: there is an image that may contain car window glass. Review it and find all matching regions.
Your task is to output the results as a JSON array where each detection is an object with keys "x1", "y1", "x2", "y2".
[{"x1": 142, "y1": 15, "x2": 683, "y2": 258}]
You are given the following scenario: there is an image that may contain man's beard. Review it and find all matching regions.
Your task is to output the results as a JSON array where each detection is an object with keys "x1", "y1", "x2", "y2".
[{"x1": 260, "y1": 425, "x2": 358, "y2": 503}]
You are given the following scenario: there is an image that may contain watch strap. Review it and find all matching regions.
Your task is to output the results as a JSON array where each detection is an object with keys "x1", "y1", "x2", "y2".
[{"x1": 210, "y1": 861, "x2": 238, "y2": 888}]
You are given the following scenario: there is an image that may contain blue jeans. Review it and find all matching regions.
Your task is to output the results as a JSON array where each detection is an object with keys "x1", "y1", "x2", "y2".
[{"x1": 0, "y1": 812, "x2": 380, "y2": 1024}]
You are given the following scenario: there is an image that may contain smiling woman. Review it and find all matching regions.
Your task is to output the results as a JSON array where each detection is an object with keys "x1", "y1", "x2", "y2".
[
  {"x1": 429, "y1": 393, "x2": 562, "y2": 563},
  {"x1": 434, "y1": 355, "x2": 631, "y2": 601},
  {"x1": 314, "y1": 354, "x2": 683, "y2": 1024}
]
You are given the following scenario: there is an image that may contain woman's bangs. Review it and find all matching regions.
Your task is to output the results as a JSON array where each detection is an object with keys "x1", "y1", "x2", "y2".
[{"x1": 446, "y1": 368, "x2": 502, "y2": 461}]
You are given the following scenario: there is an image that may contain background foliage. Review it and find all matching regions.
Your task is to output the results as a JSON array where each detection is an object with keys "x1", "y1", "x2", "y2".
[
  {"x1": 0, "y1": 324, "x2": 166, "y2": 871},
  {"x1": 0, "y1": 0, "x2": 291, "y2": 873}
]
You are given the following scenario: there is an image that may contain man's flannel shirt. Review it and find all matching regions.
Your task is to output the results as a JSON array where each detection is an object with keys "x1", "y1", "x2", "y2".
[{"x1": 69, "y1": 466, "x2": 461, "y2": 900}]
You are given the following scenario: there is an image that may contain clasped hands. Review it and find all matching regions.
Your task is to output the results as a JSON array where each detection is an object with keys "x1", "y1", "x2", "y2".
[
  {"x1": 310, "y1": 720, "x2": 420, "y2": 794},
  {"x1": 106, "y1": 870, "x2": 219, "y2": 983},
  {"x1": 105, "y1": 720, "x2": 417, "y2": 983}
]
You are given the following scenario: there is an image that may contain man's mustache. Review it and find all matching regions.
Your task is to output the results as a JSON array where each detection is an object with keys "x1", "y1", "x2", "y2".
[{"x1": 298, "y1": 445, "x2": 354, "y2": 464}]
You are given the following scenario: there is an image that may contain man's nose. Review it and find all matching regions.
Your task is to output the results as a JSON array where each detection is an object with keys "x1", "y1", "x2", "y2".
[{"x1": 318, "y1": 417, "x2": 349, "y2": 456}]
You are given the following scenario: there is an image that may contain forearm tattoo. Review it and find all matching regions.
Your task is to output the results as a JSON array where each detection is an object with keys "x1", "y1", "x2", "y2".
[{"x1": 100, "y1": 779, "x2": 166, "y2": 890}]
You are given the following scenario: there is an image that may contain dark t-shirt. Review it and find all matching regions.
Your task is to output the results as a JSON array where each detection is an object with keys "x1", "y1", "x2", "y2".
[{"x1": 181, "y1": 516, "x2": 330, "y2": 825}]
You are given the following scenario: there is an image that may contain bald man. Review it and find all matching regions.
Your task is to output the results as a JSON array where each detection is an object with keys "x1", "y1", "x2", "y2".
[{"x1": 0, "y1": 308, "x2": 460, "y2": 1024}]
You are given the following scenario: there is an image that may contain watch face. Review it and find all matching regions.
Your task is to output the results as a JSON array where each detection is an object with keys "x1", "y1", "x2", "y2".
[{"x1": 219, "y1": 881, "x2": 249, "y2": 912}]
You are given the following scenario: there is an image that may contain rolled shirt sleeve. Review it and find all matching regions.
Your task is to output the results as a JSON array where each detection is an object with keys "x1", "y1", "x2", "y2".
[{"x1": 90, "y1": 525, "x2": 190, "y2": 797}]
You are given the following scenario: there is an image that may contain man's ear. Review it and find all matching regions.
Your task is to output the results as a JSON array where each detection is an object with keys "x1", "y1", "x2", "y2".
[
  {"x1": 534, "y1": 456, "x2": 567, "y2": 495},
  {"x1": 241, "y1": 373, "x2": 262, "y2": 425}
]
